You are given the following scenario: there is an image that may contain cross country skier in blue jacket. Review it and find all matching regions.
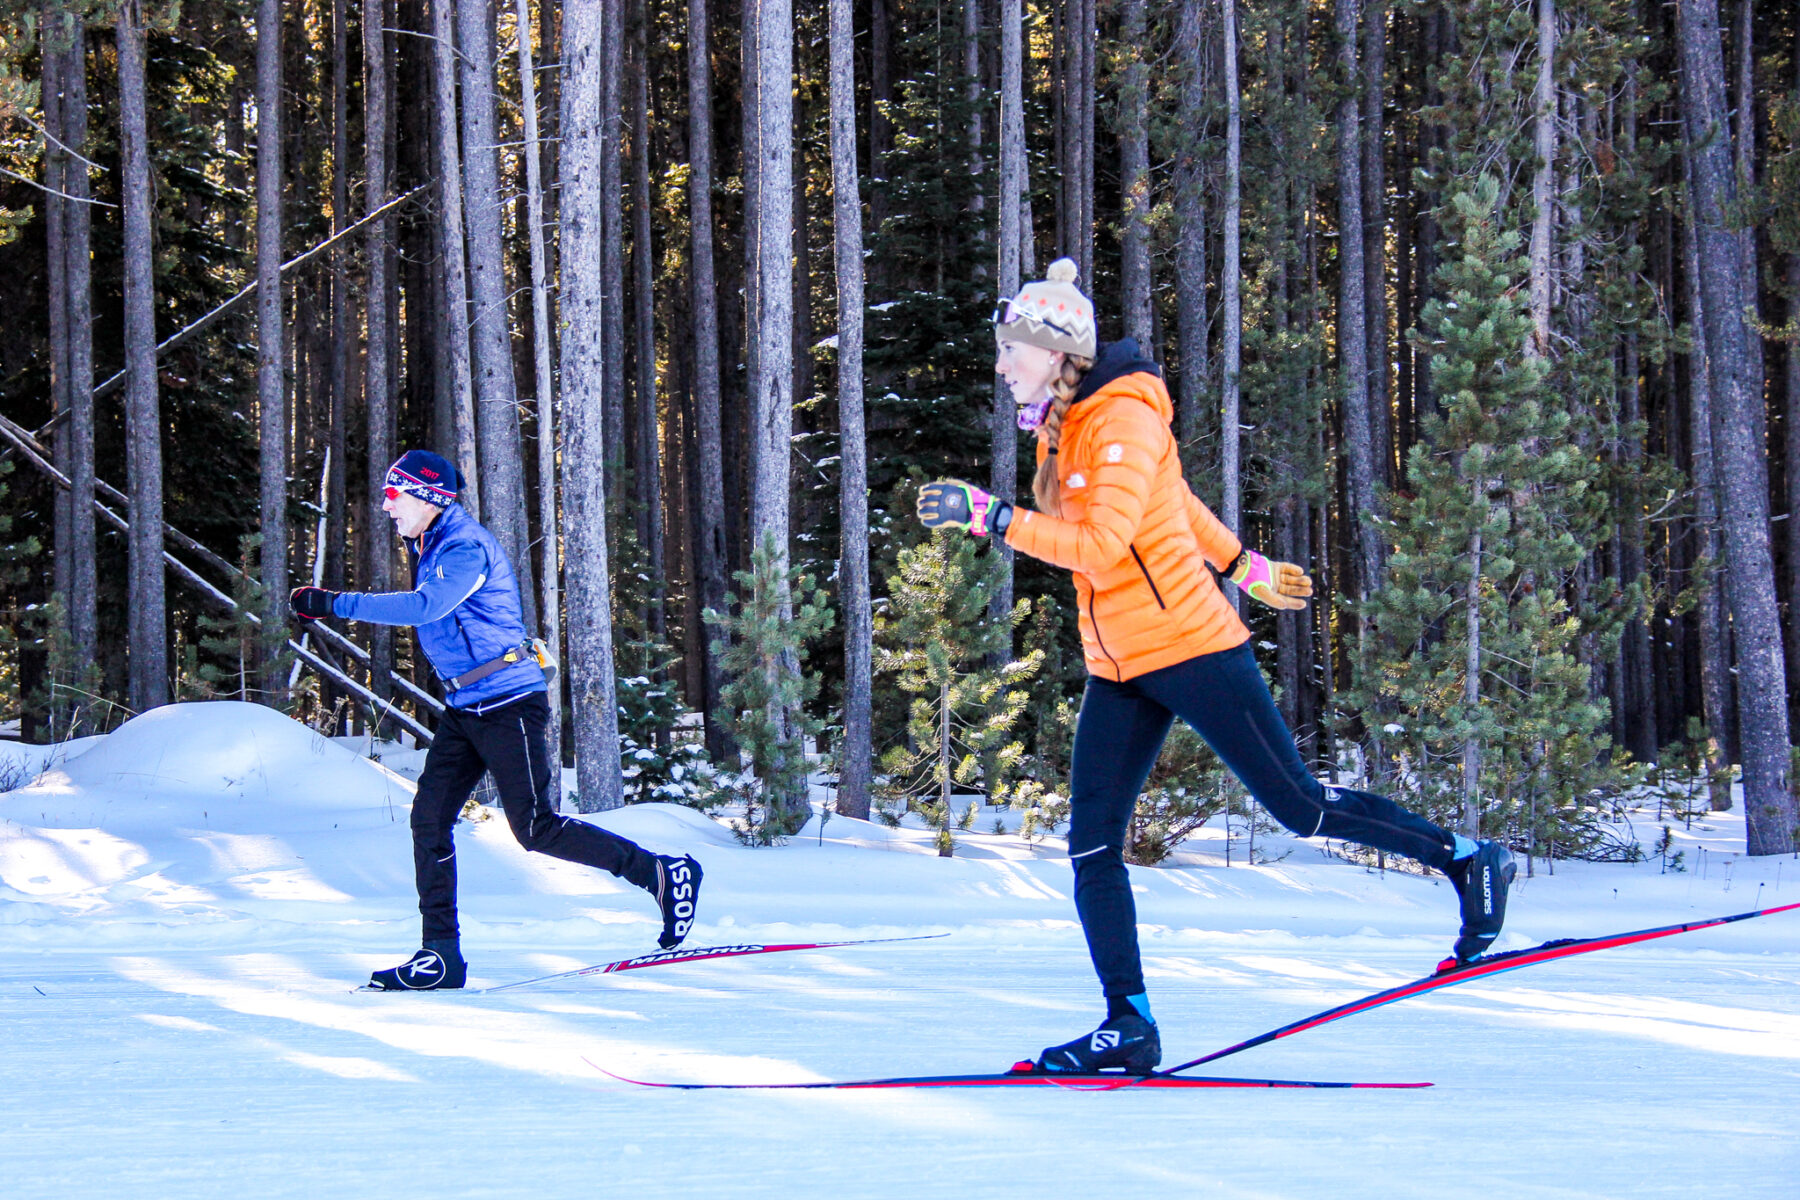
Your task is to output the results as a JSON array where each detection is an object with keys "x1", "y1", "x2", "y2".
[{"x1": 290, "y1": 450, "x2": 701, "y2": 990}]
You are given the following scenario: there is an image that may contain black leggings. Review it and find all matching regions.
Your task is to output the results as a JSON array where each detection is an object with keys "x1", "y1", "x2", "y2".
[
  {"x1": 1067, "y1": 641, "x2": 1455, "y2": 997},
  {"x1": 411, "y1": 691, "x2": 660, "y2": 942}
]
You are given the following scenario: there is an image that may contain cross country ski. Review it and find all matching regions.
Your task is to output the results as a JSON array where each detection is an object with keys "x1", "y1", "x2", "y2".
[
  {"x1": 1150, "y1": 899, "x2": 1800, "y2": 1081},
  {"x1": 584, "y1": 1059, "x2": 1431, "y2": 1092},
  {"x1": 478, "y1": 932, "x2": 950, "y2": 993}
]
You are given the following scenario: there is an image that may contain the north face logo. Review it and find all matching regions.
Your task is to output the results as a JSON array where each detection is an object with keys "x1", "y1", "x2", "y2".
[{"x1": 1090, "y1": 1029, "x2": 1122, "y2": 1052}]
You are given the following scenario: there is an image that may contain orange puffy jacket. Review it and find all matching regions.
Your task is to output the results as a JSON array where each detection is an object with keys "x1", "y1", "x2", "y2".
[{"x1": 1004, "y1": 348, "x2": 1248, "y2": 682}]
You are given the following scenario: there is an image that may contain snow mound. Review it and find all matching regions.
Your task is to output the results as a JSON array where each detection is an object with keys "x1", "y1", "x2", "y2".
[
  {"x1": 38, "y1": 701, "x2": 413, "y2": 811},
  {"x1": 590, "y1": 801, "x2": 744, "y2": 851}
]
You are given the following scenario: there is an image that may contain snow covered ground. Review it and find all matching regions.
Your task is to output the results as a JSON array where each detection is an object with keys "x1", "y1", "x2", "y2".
[{"x1": 3, "y1": 701, "x2": 1797, "y2": 1198}]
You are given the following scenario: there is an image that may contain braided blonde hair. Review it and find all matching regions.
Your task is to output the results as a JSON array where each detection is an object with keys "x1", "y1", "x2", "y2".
[{"x1": 1031, "y1": 354, "x2": 1095, "y2": 517}]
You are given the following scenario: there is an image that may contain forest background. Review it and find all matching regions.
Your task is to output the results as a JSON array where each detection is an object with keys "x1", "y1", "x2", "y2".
[{"x1": 1, "y1": 0, "x2": 1797, "y2": 862}]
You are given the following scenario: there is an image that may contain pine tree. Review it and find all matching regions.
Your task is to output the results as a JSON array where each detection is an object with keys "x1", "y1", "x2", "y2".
[
  {"x1": 704, "y1": 536, "x2": 834, "y2": 843},
  {"x1": 1357, "y1": 177, "x2": 1622, "y2": 857},
  {"x1": 875, "y1": 530, "x2": 1040, "y2": 856}
]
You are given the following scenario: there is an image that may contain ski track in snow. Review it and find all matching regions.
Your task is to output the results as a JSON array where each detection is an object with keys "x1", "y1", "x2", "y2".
[{"x1": 2, "y1": 702, "x2": 1798, "y2": 1198}]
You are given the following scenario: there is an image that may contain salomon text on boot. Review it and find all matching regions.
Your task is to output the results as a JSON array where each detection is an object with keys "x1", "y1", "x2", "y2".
[{"x1": 1444, "y1": 840, "x2": 1516, "y2": 965}]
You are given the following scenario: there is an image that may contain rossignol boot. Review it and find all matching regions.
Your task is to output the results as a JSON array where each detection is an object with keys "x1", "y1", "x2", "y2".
[
  {"x1": 367, "y1": 943, "x2": 467, "y2": 991},
  {"x1": 654, "y1": 854, "x2": 702, "y2": 950}
]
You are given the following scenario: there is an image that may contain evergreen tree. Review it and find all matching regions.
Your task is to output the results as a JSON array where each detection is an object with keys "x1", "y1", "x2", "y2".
[
  {"x1": 704, "y1": 536, "x2": 834, "y2": 843},
  {"x1": 1356, "y1": 178, "x2": 1622, "y2": 857},
  {"x1": 874, "y1": 530, "x2": 1040, "y2": 856}
]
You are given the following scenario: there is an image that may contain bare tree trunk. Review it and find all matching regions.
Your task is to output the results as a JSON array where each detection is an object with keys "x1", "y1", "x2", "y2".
[
  {"x1": 119, "y1": 0, "x2": 167, "y2": 712},
  {"x1": 1684, "y1": 199, "x2": 1735, "y2": 810},
  {"x1": 1174, "y1": 0, "x2": 1208, "y2": 448},
  {"x1": 1076, "y1": 0, "x2": 1095, "y2": 279},
  {"x1": 1679, "y1": 0, "x2": 1795, "y2": 853},
  {"x1": 753, "y1": 0, "x2": 802, "y2": 821},
  {"x1": 964, "y1": 0, "x2": 984, "y2": 230},
  {"x1": 1220, "y1": 0, "x2": 1242, "y2": 540},
  {"x1": 1335, "y1": 0, "x2": 1381, "y2": 607},
  {"x1": 1528, "y1": 0, "x2": 1557, "y2": 356},
  {"x1": 43, "y1": 9, "x2": 68, "y2": 606},
  {"x1": 60, "y1": 13, "x2": 95, "y2": 668},
  {"x1": 433, "y1": 0, "x2": 480, "y2": 517},
  {"x1": 602, "y1": 0, "x2": 628, "y2": 502},
  {"x1": 1118, "y1": 0, "x2": 1152, "y2": 349},
  {"x1": 365, "y1": 0, "x2": 395, "y2": 702},
  {"x1": 1461, "y1": 515, "x2": 1483, "y2": 835},
  {"x1": 256, "y1": 0, "x2": 289, "y2": 695},
  {"x1": 688, "y1": 0, "x2": 731, "y2": 760},
  {"x1": 830, "y1": 0, "x2": 871, "y2": 820},
  {"x1": 326, "y1": 0, "x2": 350, "y2": 602},
  {"x1": 631, "y1": 5, "x2": 664, "y2": 638},
  {"x1": 561, "y1": 0, "x2": 625, "y2": 811},
  {"x1": 516, "y1": 0, "x2": 562, "y2": 785},
  {"x1": 458, "y1": 0, "x2": 535, "y2": 624},
  {"x1": 1362, "y1": 0, "x2": 1389, "y2": 488}
]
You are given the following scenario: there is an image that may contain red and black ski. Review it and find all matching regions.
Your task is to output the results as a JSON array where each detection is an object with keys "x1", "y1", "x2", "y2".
[
  {"x1": 1151, "y1": 899, "x2": 1800, "y2": 1082},
  {"x1": 481, "y1": 933, "x2": 948, "y2": 993},
  {"x1": 585, "y1": 1059, "x2": 1430, "y2": 1091}
]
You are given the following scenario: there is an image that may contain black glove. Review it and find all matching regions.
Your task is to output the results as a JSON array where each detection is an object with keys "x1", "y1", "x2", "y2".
[
  {"x1": 916, "y1": 479, "x2": 1012, "y2": 537},
  {"x1": 289, "y1": 585, "x2": 339, "y2": 622}
]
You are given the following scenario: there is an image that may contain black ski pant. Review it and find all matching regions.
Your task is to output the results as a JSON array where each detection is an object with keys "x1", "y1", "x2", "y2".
[
  {"x1": 411, "y1": 691, "x2": 660, "y2": 942},
  {"x1": 1068, "y1": 641, "x2": 1456, "y2": 997}
]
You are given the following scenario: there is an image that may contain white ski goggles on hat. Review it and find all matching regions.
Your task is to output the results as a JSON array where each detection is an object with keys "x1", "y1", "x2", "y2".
[{"x1": 992, "y1": 297, "x2": 1076, "y2": 341}]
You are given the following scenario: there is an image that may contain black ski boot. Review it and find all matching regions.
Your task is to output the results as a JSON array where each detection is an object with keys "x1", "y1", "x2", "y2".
[
  {"x1": 367, "y1": 944, "x2": 467, "y2": 991},
  {"x1": 653, "y1": 854, "x2": 702, "y2": 950},
  {"x1": 1445, "y1": 840, "x2": 1516, "y2": 964},
  {"x1": 1032, "y1": 1013, "x2": 1162, "y2": 1075}
]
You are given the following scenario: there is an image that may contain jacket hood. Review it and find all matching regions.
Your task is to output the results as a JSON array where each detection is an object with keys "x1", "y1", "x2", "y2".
[{"x1": 1071, "y1": 339, "x2": 1170, "y2": 421}]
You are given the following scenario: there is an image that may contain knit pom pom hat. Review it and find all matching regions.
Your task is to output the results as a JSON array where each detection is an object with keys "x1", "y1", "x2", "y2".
[
  {"x1": 993, "y1": 257, "x2": 1097, "y2": 359},
  {"x1": 385, "y1": 450, "x2": 461, "y2": 508}
]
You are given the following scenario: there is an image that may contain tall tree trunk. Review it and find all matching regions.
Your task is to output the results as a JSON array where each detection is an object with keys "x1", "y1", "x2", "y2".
[
  {"x1": 1076, "y1": 0, "x2": 1095, "y2": 279},
  {"x1": 1361, "y1": 0, "x2": 1389, "y2": 487},
  {"x1": 326, "y1": 0, "x2": 350, "y2": 603},
  {"x1": 602, "y1": 0, "x2": 628, "y2": 502},
  {"x1": 753, "y1": 0, "x2": 801, "y2": 820},
  {"x1": 365, "y1": 0, "x2": 395, "y2": 702},
  {"x1": 1335, "y1": 0, "x2": 1381, "y2": 607},
  {"x1": 1220, "y1": 0, "x2": 1242, "y2": 539},
  {"x1": 256, "y1": 0, "x2": 289, "y2": 695},
  {"x1": 60, "y1": 12, "x2": 95, "y2": 670},
  {"x1": 830, "y1": 0, "x2": 871, "y2": 820},
  {"x1": 517, "y1": 0, "x2": 562, "y2": 783},
  {"x1": 119, "y1": 0, "x2": 167, "y2": 712},
  {"x1": 1528, "y1": 0, "x2": 1556, "y2": 356},
  {"x1": 561, "y1": 0, "x2": 626, "y2": 810},
  {"x1": 688, "y1": 0, "x2": 731, "y2": 760},
  {"x1": 458, "y1": 0, "x2": 536, "y2": 624},
  {"x1": 432, "y1": 0, "x2": 480, "y2": 516},
  {"x1": 630, "y1": 4, "x2": 664, "y2": 639},
  {"x1": 1684, "y1": 197, "x2": 1735, "y2": 811},
  {"x1": 43, "y1": 8, "x2": 68, "y2": 607},
  {"x1": 964, "y1": 0, "x2": 984, "y2": 230},
  {"x1": 1174, "y1": 0, "x2": 1208, "y2": 448},
  {"x1": 988, "y1": 0, "x2": 1023, "y2": 665},
  {"x1": 1679, "y1": 0, "x2": 1795, "y2": 853},
  {"x1": 1118, "y1": 0, "x2": 1152, "y2": 349}
]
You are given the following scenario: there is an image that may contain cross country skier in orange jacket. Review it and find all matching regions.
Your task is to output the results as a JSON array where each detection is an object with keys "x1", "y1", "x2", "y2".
[{"x1": 915, "y1": 259, "x2": 1515, "y2": 1075}]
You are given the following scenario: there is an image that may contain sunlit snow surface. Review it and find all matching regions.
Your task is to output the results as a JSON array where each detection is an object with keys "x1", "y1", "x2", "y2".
[{"x1": 3, "y1": 702, "x2": 1798, "y2": 1198}]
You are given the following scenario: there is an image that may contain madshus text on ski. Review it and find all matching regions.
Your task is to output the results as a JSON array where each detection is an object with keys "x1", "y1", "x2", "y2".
[{"x1": 286, "y1": 267, "x2": 1518, "y2": 1077}]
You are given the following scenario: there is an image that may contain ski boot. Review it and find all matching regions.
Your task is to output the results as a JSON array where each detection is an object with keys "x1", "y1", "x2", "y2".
[
  {"x1": 1029, "y1": 1013, "x2": 1162, "y2": 1075},
  {"x1": 1444, "y1": 840, "x2": 1516, "y2": 965},
  {"x1": 654, "y1": 854, "x2": 702, "y2": 950},
  {"x1": 367, "y1": 944, "x2": 467, "y2": 991}
]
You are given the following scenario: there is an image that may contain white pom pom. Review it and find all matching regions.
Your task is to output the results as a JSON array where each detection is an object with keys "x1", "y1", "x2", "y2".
[{"x1": 1045, "y1": 257, "x2": 1079, "y2": 284}]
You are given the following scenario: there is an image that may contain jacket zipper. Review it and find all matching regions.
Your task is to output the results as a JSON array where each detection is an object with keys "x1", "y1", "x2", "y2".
[
  {"x1": 1129, "y1": 544, "x2": 1166, "y2": 610},
  {"x1": 1087, "y1": 590, "x2": 1123, "y2": 681}
]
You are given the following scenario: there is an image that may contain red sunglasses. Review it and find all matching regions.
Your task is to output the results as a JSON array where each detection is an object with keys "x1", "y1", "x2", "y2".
[{"x1": 383, "y1": 486, "x2": 402, "y2": 501}]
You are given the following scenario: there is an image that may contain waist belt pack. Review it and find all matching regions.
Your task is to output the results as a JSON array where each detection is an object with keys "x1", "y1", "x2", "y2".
[{"x1": 449, "y1": 638, "x2": 558, "y2": 691}]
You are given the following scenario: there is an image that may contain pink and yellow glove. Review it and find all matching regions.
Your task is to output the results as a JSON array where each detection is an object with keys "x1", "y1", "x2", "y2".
[
  {"x1": 1226, "y1": 549, "x2": 1313, "y2": 611},
  {"x1": 917, "y1": 480, "x2": 1013, "y2": 537}
]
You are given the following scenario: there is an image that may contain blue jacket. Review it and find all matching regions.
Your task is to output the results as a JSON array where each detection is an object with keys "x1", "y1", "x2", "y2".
[{"x1": 333, "y1": 503, "x2": 546, "y2": 711}]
